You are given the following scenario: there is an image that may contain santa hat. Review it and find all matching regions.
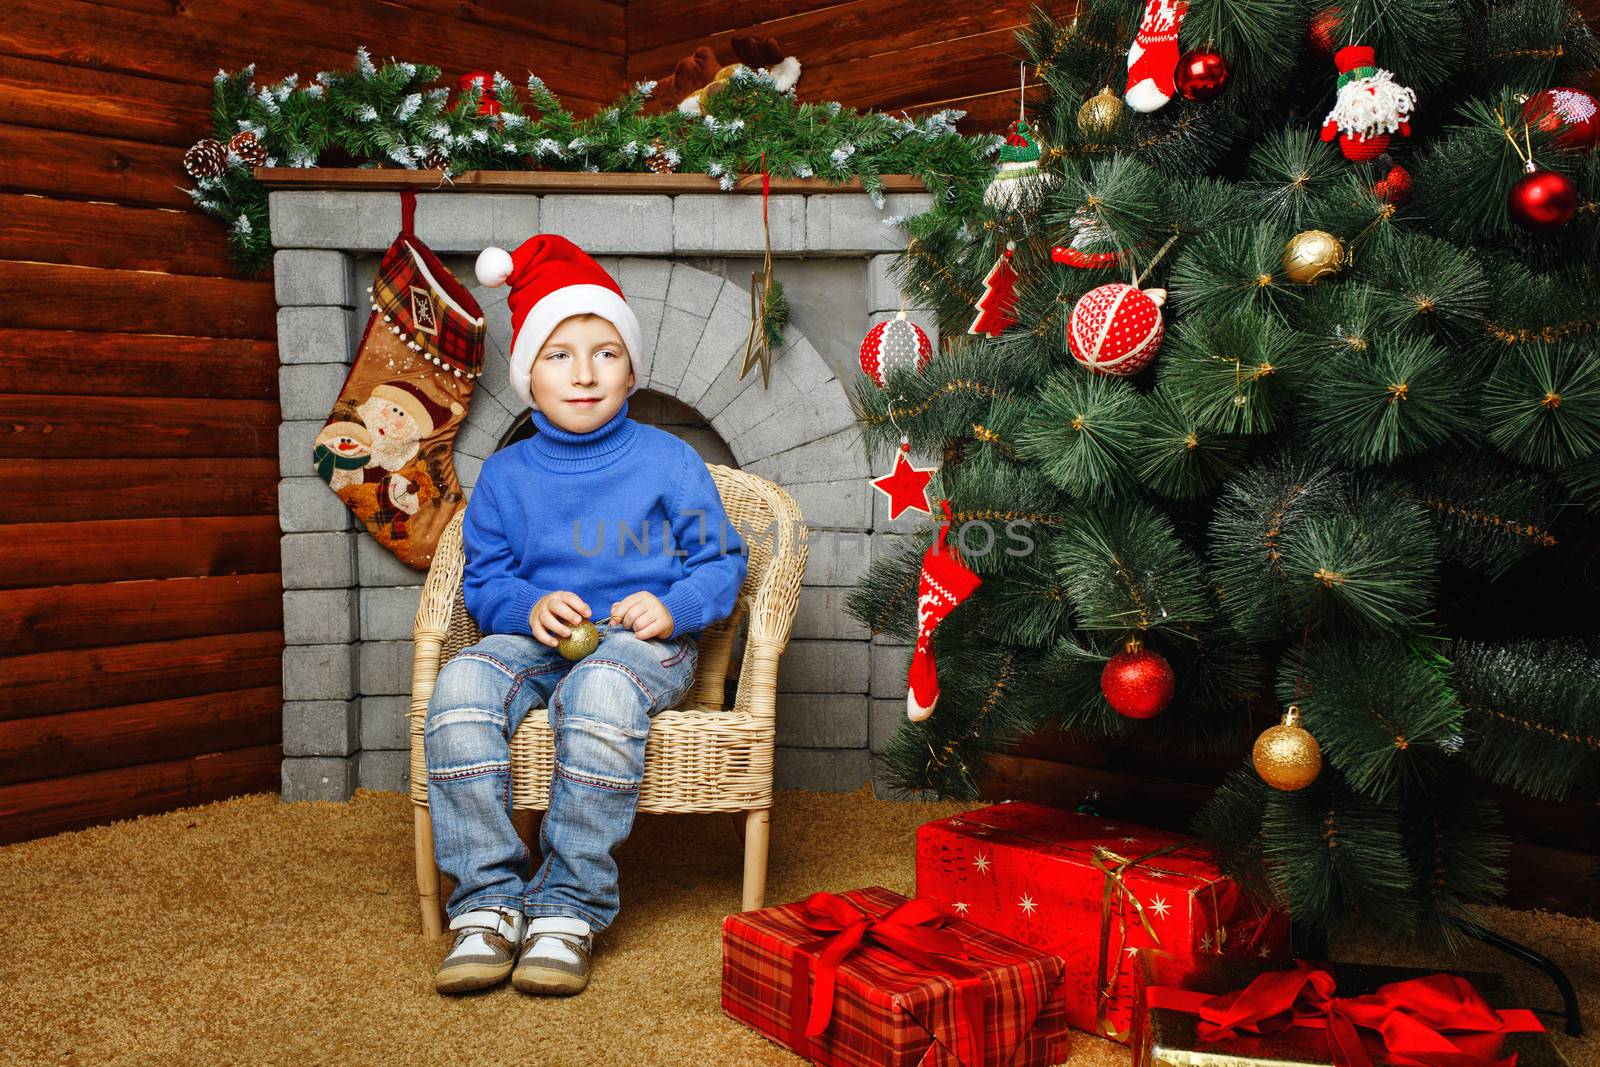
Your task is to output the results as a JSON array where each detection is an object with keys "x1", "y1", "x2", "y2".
[
  {"x1": 369, "y1": 381, "x2": 463, "y2": 440},
  {"x1": 474, "y1": 235, "x2": 647, "y2": 410}
]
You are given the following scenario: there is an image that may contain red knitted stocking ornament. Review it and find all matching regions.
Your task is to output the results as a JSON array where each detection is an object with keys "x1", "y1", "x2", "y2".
[
  {"x1": 1125, "y1": 0, "x2": 1189, "y2": 113},
  {"x1": 906, "y1": 501, "x2": 982, "y2": 722}
]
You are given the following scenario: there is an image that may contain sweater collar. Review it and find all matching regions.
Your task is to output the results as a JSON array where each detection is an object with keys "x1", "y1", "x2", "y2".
[{"x1": 528, "y1": 399, "x2": 637, "y2": 471}]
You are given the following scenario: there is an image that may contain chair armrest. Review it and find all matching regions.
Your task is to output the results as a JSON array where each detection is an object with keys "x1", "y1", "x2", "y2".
[
  {"x1": 409, "y1": 508, "x2": 469, "y2": 803},
  {"x1": 745, "y1": 481, "x2": 809, "y2": 650},
  {"x1": 731, "y1": 480, "x2": 809, "y2": 722}
]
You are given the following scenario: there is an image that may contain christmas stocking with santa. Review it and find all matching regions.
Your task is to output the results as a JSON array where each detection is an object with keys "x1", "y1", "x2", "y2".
[
  {"x1": 906, "y1": 501, "x2": 983, "y2": 721},
  {"x1": 312, "y1": 190, "x2": 485, "y2": 570}
]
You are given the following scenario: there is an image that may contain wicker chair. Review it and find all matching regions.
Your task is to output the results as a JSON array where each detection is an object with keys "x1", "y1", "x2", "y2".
[{"x1": 407, "y1": 463, "x2": 807, "y2": 939}]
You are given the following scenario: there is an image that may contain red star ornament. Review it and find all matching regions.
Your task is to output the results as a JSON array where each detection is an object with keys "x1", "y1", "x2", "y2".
[{"x1": 871, "y1": 444, "x2": 936, "y2": 519}]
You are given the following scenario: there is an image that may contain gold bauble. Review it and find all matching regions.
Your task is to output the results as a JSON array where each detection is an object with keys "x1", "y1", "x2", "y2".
[
  {"x1": 1252, "y1": 705, "x2": 1323, "y2": 791},
  {"x1": 1077, "y1": 86, "x2": 1125, "y2": 137},
  {"x1": 557, "y1": 620, "x2": 600, "y2": 661},
  {"x1": 1281, "y1": 230, "x2": 1345, "y2": 284}
]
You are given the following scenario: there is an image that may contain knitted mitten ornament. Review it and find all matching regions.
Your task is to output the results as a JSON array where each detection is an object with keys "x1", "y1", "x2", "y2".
[
  {"x1": 906, "y1": 501, "x2": 982, "y2": 722},
  {"x1": 1320, "y1": 45, "x2": 1415, "y2": 161},
  {"x1": 1125, "y1": 0, "x2": 1189, "y2": 113},
  {"x1": 312, "y1": 190, "x2": 485, "y2": 570}
]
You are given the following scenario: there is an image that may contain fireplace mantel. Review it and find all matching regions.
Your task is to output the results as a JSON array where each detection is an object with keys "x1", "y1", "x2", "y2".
[
  {"x1": 254, "y1": 167, "x2": 929, "y2": 195},
  {"x1": 271, "y1": 177, "x2": 936, "y2": 802}
]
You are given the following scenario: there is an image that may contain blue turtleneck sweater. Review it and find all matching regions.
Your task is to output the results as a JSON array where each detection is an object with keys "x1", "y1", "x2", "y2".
[{"x1": 461, "y1": 400, "x2": 748, "y2": 638}]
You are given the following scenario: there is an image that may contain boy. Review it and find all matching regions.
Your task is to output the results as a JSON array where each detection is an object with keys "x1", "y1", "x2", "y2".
[{"x1": 425, "y1": 235, "x2": 747, "y2": 996}]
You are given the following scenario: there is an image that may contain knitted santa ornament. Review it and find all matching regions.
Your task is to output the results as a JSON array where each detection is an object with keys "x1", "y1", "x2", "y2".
[
  {"x1": 984, "y1": 119, "x2": 1051, "y2": 209},
  {"x1": 474, "y1": 235, "x2": 650, "y2": 411},
  {"x1": 1320, "y1": 45, "x2": 1415, "y2": 162},
  {"x1": 313, "y1": 191, "x2": 483, "y2": 571}
]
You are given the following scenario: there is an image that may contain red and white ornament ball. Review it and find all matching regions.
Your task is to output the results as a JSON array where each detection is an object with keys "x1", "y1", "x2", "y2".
[
  {"x1": 1067, "y1": 282, "x2": 1167, "y2": 375},
  {"x1": 1521, "y1": 87, "x2": 1599, "y2": 152},
  {"x1": 1100, "y1": 638, "x2": 1175, "y2": 719},
  {"x1": 859, "y1": 310, "x2": 933, "y2": 387},
  {"x1": 1509, "y1": 166, "x2": 1577, "y2": 231}
]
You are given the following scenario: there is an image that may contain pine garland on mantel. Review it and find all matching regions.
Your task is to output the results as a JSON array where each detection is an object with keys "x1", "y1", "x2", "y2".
[{"x1": 188, "y1": 47, "x2": 1000, "y2": 275}]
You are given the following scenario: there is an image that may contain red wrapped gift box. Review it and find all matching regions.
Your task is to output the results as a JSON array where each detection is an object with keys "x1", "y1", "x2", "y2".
[
  {"x1": 916, "y1": 802, "x2": 1290, "y2": 1043},
  {"x1": 721, "y1": 885, "x2": 1074, "y2": 1067}
]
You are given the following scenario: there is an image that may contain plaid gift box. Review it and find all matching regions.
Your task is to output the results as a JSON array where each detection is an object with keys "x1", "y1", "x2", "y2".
[
  {"x1": 721, "y1": 885, "x2": 1073, "y2": 1067},
  {"x1": 917, "y1": 802, "x2": 1291, "y2": 1043}
]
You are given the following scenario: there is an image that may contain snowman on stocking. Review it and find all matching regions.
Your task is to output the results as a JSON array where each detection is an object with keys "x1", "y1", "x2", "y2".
[{"x1": 906, "y1": 500, "x2": 983, "y2": 722}]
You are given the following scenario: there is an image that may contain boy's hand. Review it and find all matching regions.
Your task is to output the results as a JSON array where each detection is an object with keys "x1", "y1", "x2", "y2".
[
  {"x1": 610, "y1": 591, "x2": 675, "y2": 640},
  {"x1": 530, "y1": 590, "x2": 591, "y2": 647}
]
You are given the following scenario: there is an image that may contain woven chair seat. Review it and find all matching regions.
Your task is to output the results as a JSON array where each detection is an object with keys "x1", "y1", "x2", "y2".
[{"x1": 507, "y1": 702, "x2": 775, "y2": 815}]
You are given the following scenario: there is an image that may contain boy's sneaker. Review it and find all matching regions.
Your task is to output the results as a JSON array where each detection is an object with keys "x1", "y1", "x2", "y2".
[
  {"x1": 435, "y1": 907, "x2": 525, "y2": 994},
  {"x1": 512, "y1": 915, "x2": 593, "y2": 995}
]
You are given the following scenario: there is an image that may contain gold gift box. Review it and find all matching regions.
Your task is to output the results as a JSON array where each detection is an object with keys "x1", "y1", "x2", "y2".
[{"x1": 1130, "y1": 949, "x2": 1564, "y2": 1067}]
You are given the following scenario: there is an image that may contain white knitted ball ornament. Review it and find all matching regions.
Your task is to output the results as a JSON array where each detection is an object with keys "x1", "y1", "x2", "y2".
[{"x1": 859, "y1": 311, "x2": 933, "y2": 387}]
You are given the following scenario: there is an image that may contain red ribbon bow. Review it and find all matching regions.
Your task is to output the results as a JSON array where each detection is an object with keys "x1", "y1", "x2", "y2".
[
  {"x1": 789, "y1": 891, "x2": 986, "y2": 1065},
  {"x1": 1147, "y1": 961, "x2": 1546, "y2": 1067}
]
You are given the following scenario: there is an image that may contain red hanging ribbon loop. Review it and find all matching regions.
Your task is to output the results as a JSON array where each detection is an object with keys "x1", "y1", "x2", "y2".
[
  {"x1": 400, "y1": 189, "x2": 417, "y2": 236},
  {"x1": 760, "y1": 150, "x2": 770, "y2": 227}
]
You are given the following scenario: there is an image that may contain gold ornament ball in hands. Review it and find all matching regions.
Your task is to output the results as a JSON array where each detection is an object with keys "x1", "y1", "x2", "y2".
[
  {"x1": 557, "y1": 620, "x2": 600, "y2": 661},
  {"x1": 1253, "y1": 704, "x2": 1323, "y2": 791},
  {"x1": 1282, "y1": 230, "x2": 1345, "y2": 284},
  {"x1": 1077, "y1": 86, "x2": 1125, "y2": 137}
]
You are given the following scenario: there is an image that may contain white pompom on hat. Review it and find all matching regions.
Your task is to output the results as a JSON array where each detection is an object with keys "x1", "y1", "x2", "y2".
[{"x1": 474, "y1": 235, "x2": 647, "y2": 410}]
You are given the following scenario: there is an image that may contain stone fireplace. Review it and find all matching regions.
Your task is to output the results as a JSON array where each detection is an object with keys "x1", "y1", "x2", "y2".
[{"x1": 270, "y1": 183, "x2": 937, "y2": 801}]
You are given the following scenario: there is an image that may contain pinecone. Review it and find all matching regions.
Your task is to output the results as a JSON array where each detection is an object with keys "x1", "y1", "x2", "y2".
[
  {"x1": 420, "y1": 146, "x2": 450, "y2": 170},
  {"x1": 183, "y1": 138, "x2": 227, "y2": 179},
  {"x1": 645, "y1": 137, "x2": 678, "y2": 174},
  {"x1": 228, "y1": 131, "x2": 269, "y2": 167}
]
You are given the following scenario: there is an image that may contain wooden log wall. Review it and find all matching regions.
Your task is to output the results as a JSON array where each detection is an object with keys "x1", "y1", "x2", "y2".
[
  {"x1": 1, "y1": 0, "x2": 1596, "y2": 855},
  {"x1": 0, "y1": 0, "x2": 626, "y2": 844},
  {"x1": 627, "y1": 0, "x2": 1600, "y2": 135}
]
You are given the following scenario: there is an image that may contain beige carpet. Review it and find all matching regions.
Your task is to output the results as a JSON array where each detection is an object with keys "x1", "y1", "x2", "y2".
[{"x1": 0, "y1": 785, "x2": 1593, "y2": 1067}]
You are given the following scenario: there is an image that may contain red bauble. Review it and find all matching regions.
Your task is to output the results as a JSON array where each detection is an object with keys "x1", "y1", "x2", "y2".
[
  {"x1": 1175, "y1": 49, "x2": 1230, "y2": 101},
  {"x1": 1067, "y1": 282, "x2": 1167, "y2": 375},
  {"x1": 1509, "y1": 167, "x2": 1578, "y2": 231},
  {"x1": 859, "y1": 311, "x2": 933, "y2": 387},
  {"x1": 1521, "y1": 87, "x2": 1599, "y2": 152},
  {"x1": 1100, "y1": 639, "x2": 1175, "y2": 719},
  {"x1": 1373, "y1": 163, "x2": 1412, "y2": 204},
  {"x1": 1307, "y1": 7, "x2": 1342, "y2": 57}
]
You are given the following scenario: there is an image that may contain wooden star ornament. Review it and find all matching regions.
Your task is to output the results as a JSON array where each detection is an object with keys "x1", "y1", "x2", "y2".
[{"x1": 872, "y1": 440, "x2": 936, "y2": 519}]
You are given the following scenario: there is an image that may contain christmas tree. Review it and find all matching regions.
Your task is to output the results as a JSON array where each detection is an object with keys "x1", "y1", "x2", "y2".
[{"x1": 848, "y1": 0, "x2": 1600, "y2": 945}]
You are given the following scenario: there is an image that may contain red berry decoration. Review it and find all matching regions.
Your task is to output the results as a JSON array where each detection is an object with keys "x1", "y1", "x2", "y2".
[
  {"x1": 1175, "y1": 49, "x2": 1230, "y2": 101},
  {"x1": 1521, "y1": 87, "x2": 1599, "y2": 152},
  {"x1": 1373, "y1": 163, "x2": 1412, "y2": 204},
  {"x1": 1508, "y1": 166, "x2": 1577, "y2": 231},
  {"x1": 1307, "y1": 7, "x2": 1342, "y2": 58},
  {"x1": 1067, "y1": 282, "x2": 1167, "y2": 376},
  {"x1": 1100, "y1": 637, "x2": 1175, "y2": 719},
  {"x1": 859, "y1": 310, "x2": 933, "y2": 387}
]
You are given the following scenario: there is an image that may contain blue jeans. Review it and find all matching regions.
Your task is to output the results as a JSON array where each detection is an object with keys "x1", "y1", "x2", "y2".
[{"x1": 424, "y1": 622, "x2": 699, "y2": 932}]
